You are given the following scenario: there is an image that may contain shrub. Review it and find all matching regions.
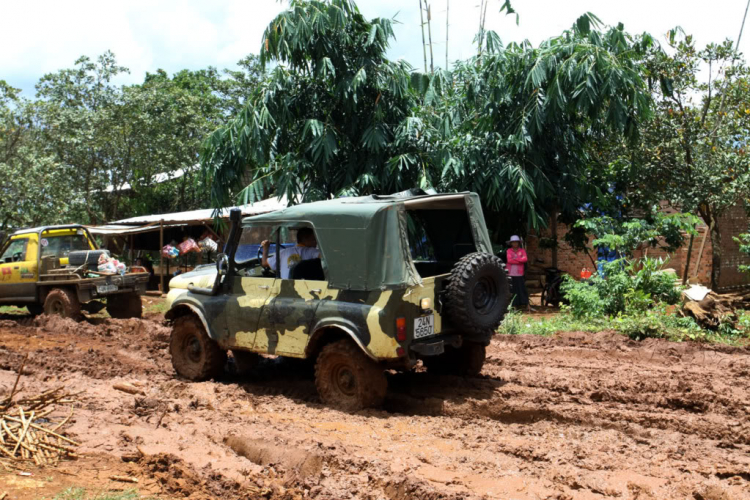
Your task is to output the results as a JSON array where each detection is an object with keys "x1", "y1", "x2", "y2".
[{"x1": 561, "y1": 257, "x2": 682, "y2": 319}]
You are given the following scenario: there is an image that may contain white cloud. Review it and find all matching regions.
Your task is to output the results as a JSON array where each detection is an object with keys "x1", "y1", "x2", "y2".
[{"x1": 1, "y1": 0, "x2": 748, "y2": 97}]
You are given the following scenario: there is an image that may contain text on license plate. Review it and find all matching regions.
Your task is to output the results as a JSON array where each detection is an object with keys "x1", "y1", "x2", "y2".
[
  {"x1": 414, "y1": 314, "x2": 435, "y2": 339},
  {"x1": 97, "y1": 284, "x2": 118, "y2": 294}
]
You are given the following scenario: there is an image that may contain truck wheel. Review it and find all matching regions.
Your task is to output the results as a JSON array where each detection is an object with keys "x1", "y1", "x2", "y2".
[
  {"x1": 43, "y1": 288, "x2": 81, "y2": 319},
  {"x1": 170, "y1": 315, "x2": 226, "y2": 381},
  {"x1": 315, "y1": 339, "x2": 387, "y2": 411},
  {"x1": 27, "y1": 304, "x2": 44, "y2": 316},
  {"x1": 423, "y1": 342, "x2": 486, "y2": 377},
  {"x1": 106, "y1": 293, "x2": 143, "y2": 319},
  {"x1": 445, "y1": 252, "x2": 510, "y2": 335}
]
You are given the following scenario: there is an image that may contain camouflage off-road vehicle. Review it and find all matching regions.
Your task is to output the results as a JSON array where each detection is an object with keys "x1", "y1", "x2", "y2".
[{"x1": 165, "y1": 190, "x2": 510, "y2": 410}]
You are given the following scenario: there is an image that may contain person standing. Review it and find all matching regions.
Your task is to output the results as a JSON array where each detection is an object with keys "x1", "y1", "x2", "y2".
[{"x1": 506, "y1": 235, "x2": 534, "y2": 312}]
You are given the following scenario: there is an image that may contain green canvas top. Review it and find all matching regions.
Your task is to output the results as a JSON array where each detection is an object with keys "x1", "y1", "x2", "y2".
[{"x1": 243, "y1": 191, "x2": 492, "y2": 291}]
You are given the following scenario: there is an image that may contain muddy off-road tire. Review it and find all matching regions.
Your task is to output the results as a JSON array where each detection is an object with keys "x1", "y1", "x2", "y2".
[
  {"x1": 422, "y1": 342, "x2": 486, "y2": 377},
  {"x1": 230, "y1": 350, "x2": 260, "y2": 376},
  {"x1": 315, "y1": 339, "x2": 387, "y2": 411},
  {"x1": 43, "y1": 288, "x2": 81, "y2": 319},
  {"x1": 170, "y1": 315, "x2": 226, "y2": 381},
  {"x1": 27, "y1": 304, "x2": 44, "y2": 316},
  {"x1": 106, "y1": 293, "x2": 143, "y2": 319},
  {"x1": 445, "y1": 252, "x2": 510, "y2": 335}
]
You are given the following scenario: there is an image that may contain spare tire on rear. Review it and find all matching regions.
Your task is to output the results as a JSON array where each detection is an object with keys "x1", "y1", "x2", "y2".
[{"x1": 445, "y1": 252, "x2": 510, "y2": 336}]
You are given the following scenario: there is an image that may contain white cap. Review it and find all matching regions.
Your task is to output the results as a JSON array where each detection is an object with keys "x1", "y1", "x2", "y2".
[{"x1": 508, "y1": 235, "x2": 521, "y2": 243}]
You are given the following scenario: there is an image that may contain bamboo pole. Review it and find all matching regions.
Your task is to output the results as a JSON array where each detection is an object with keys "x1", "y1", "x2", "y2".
[
  {"x1": 426, "y1": 2, "x2": 434, "y2": 73},
  {"x1": 159, "y1": 219, "x2": 164, "y2": 293},
  {"x1": 419, "y1": 0, "x2": 428, "y2": 72},
  {"x1": 692, "y1": 224, "x2": 712, "y2": 280},
  {"x1": 682, "y1": 232, "x2": 695, "y2": 285},
  {"x1": 445, "y1": 0, "x2": 449, "y2": 69}
]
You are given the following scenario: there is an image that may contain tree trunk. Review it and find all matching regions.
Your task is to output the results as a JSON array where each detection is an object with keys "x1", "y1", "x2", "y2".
[{"x1": 551, "y1": 207, "x2": 558, "y2": 269}]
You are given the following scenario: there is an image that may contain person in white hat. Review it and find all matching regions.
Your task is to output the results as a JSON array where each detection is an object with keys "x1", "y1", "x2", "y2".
[{"x1": 506, "y1": 235, "x2": 534, "y2": 312}]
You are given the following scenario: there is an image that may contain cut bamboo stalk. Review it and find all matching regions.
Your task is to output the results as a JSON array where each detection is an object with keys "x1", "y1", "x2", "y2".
[
  {"x1": 12, "y1": 410, "x2": 34, "y2": 456},
  {"x1": 2, "y1": 417, "x2": 80, "y2": 445}
]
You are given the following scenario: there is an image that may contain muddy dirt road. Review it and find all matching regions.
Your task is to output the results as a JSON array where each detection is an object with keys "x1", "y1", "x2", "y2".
[{"x1": 1, "y1": 313, "x2": 749, "y2": 499}]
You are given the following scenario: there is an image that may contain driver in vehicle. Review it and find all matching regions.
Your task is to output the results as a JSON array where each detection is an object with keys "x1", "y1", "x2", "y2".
[{"x1": 261, "y1": 228, "x2": 320, "y2": 279}]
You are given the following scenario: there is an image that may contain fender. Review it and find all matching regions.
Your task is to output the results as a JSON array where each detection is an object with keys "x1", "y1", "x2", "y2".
[
  {"x1": 308, "y1": 317, "x2": 378, "y2": 361},
  {"x1": 165, "y1": 300, "x2": 219, "y2": 341}
]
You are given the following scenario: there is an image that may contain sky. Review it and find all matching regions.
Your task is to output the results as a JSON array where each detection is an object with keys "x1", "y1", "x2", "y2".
[{"x1": 2, "y1": 0, "x2": 749, "y2": 98}]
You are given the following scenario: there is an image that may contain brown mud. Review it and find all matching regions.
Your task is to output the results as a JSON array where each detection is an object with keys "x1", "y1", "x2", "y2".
[{"x1": 0, "y1": 313, "x2": 749, "y2": 499}]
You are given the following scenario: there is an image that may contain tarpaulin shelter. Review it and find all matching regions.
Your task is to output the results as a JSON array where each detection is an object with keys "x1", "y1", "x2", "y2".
[{"x1": 88, "y1": 196, "x2": 288, "y2": 290}]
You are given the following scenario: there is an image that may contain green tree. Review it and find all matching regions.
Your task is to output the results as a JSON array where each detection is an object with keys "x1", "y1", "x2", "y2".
[
  {"x1": 201, "y1": 0, "x2": 426, "y2": 208},
  {"x1": 417, "y1": 15, "x2": 656, "y2": 230},
  {"x1": 611, "y1": 31, "x2": 750, "y2": 288},
  {"x1": 32, "y1": 52, "x2": 265, "y2": 223},
  {"x1": 0, "y1": 81, "x2": 77, "y2": 229}
]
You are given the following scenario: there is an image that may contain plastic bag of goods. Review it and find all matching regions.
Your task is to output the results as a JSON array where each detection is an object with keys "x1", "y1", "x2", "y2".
[
  {"x1": 198, "y1": 237, "x2": 218, "y2": 253},
  {"x1": 177, "y1": 238, "x2": 200, "y2": 255},
  {"x1": 98, "y1": 261, "x2": 117, "y2": 273},
  {"x1": 162, "y1": 245, "x2": 179, "y2": 259}
]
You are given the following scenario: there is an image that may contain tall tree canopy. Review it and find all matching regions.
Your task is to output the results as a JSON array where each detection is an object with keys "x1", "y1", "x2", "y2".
[
  {"x1": 201, "y1": 0, "x2": 426, "y2": 207},
  {"x1": 601, "y1": 31, "x2": 750, "y2": 287},
  {"x1": 202, "y1": 2, "x2": 657, "y2": 236},
  {"x1": 415, "y1": 14, "x2": 657, "y2": 229}
]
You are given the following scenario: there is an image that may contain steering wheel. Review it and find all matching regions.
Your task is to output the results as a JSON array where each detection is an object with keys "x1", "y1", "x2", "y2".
[
  {"x1": 12, "y1": 252, "x2": 22, "y2": 262},
  {"x1": 257, "y1": 245, "x2": 277, "y2": 277}
]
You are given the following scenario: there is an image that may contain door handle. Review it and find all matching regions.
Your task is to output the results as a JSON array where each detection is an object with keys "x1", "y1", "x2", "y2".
[
  {"x1": 259, "y1": 285, "x2": 269, "y2": 290},
  {"x1": 310, "y1": 289, "x2": 322, "y2": 293}
]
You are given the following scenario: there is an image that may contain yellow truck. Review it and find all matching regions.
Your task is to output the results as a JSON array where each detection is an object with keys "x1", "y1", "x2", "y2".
[{"x1": 0, "y1": 225, "x2": 149, "y2": 318}]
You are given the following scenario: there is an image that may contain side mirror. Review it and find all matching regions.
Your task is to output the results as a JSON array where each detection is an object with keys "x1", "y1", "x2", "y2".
[{"x1": 216, "y1": 253, "x2": 229, "y2": 276}]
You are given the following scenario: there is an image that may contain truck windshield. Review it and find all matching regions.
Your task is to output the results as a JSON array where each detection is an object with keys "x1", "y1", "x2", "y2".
[
  {"x1": 40, "y1": 234, "x2": 90, "y2": 259},
  {"x1": 1, "y1": 239, "x2": 28, "y2": 263}
]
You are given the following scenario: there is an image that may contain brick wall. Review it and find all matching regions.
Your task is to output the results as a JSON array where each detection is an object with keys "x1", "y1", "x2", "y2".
[
  {"x1": 716, "y1": 204, "x2": 750, "y2": 289},
  {"x1": 524, "y1": 205, "x2": 749, "y2": 290}
]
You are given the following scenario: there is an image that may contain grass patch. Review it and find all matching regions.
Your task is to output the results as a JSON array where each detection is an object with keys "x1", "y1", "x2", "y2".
[
  {"x1": 142, "y1": 299, "x2": 169, "y2": 315},
  {"x1": 0, "y1": 305, "x2": 29, "y2": 315},
  {"x1": 499, "y1": 308, "x2": 750, "y2": 346},
  {"x1": 47, "y1": 487, "x2": 160, "y2": 500}
]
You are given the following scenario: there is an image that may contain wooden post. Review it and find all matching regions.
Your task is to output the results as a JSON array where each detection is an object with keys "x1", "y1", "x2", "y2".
[
  {"x1": 159, "y1": 220, "x2": 164, "y2": 293},
  {"x1": 129, "y1": 234, "x2": 134, "y2": 264}
]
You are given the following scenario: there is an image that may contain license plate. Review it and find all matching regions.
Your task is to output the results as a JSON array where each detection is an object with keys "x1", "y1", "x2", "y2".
[
  {"x1": 97, "y1": 284, "x2": 118, "y2": 294},
  {"x1": 414, "y1": 314, "x2": 435, "y2": 339}
]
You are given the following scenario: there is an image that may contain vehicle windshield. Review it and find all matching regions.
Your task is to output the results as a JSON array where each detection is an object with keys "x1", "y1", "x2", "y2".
[
  {"x1": 1, "y1": 239, "x2": 28, "y2": 263},
  {"x1": 235, "y1": 226, "x2": 296, "y2": 266},
  {"x1": 40, "y1": 233, "x2": 90, "y2": 259}
]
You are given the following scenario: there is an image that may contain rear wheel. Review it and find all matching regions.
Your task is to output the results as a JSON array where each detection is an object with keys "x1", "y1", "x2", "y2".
[
  {"x1": 106, "y1": 293, "x2": 143, "y2": 319},
  {"x1": 423, "y1": 341, "x2": 486, "y2": 377},
  {"x1": 43, "y1": 288, "x2": 81, "y2": 319},
  {"x1": 315, "y1": 339, "x2": 387, "y2": 411},
  {"x1": 170, "y1": 315, "x2": 226, "y2": 381}
]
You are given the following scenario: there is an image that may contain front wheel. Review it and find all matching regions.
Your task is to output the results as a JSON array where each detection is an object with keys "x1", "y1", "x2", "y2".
[
  {"x1": 170, "y1": 315, "x2": 226, "y2": 381},
  {"x1": 315, "y1": 339, "x2": 387, "y2": 411}
]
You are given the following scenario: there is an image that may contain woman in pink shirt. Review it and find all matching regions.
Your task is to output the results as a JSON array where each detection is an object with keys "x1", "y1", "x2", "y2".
[{"x1": 506, "y1": 235, "x2": 532, "y2": 312}]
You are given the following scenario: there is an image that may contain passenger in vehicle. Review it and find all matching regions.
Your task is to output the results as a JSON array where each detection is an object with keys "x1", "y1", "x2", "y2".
[{"x1": 261, "y1": 228, "x2": 320, "y2": 279}]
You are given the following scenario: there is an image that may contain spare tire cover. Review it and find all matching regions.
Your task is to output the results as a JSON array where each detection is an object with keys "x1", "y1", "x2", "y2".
[{"x1": 445, "y1": 252, "x2": 510, "y2": 334}]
